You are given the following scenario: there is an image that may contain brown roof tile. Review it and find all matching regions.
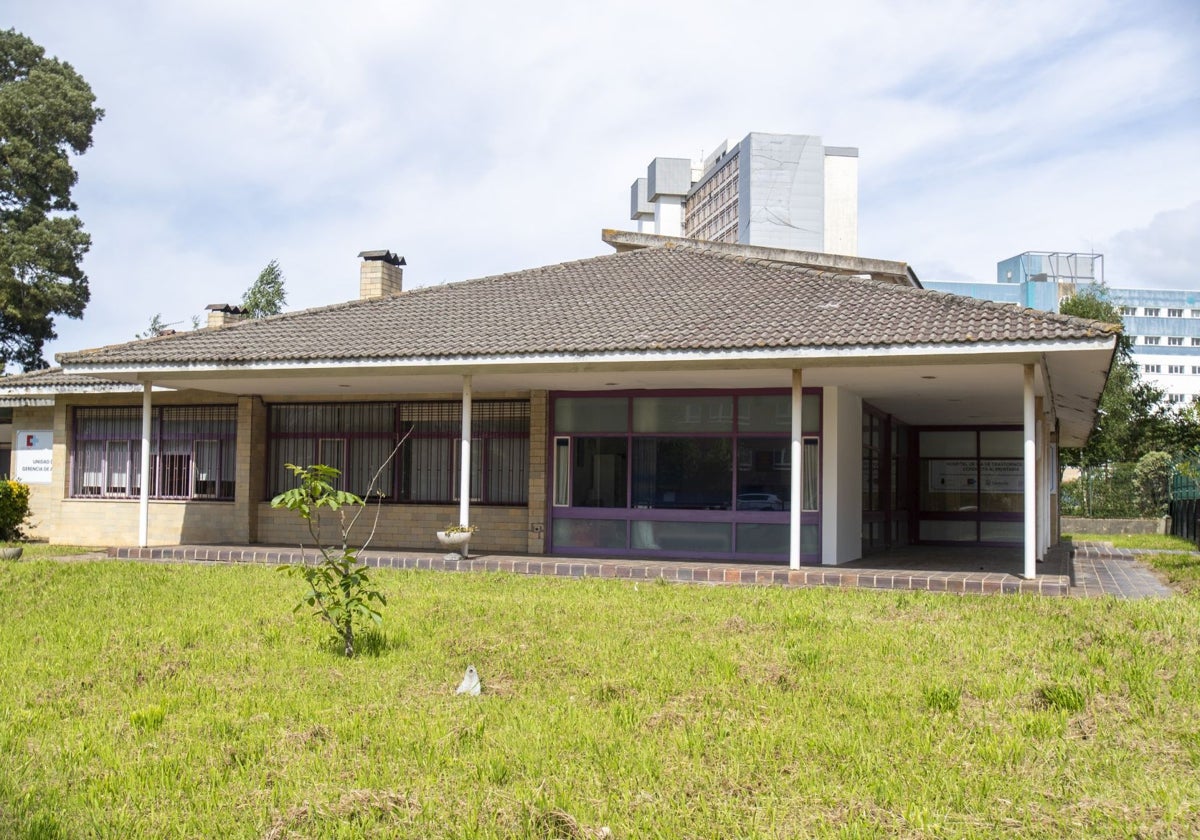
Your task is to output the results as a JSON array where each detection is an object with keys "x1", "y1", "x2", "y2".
[
  {"x1": 58, "y1": 245, "x2": 1119, "y2": 368},
  {"x1": 0, "y1": 367, "x2": 139, "y2": 392}
]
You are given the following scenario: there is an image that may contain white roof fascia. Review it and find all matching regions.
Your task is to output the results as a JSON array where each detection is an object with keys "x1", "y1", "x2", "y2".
[{"x1": 61, "y1": 336, "x2": 1118, "y2": 379}]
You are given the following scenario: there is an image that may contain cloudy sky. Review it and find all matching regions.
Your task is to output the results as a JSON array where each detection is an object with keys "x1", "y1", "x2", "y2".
[{"x1": 8, "y1": 0, "x2": 1199, "y2": 364}]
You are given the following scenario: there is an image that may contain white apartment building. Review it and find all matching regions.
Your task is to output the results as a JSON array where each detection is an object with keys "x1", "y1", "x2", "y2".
[{"x1": 926, "y1": 252, "x2": 1200, "y2": 405}]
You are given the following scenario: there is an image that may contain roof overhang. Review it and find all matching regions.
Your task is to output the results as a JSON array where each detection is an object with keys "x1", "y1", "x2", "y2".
[{"x1": 60, "y1": 336, "x2": 1115, "y2": 446}]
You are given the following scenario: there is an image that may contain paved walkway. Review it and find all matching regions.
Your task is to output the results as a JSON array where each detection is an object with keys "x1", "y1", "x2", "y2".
[
  {"x1": 103, "y1": 541, "x2": 1187, "y2": 599},
  {"x1": 1068, "y1": 543, "x2": 1179, "y2": 598}
]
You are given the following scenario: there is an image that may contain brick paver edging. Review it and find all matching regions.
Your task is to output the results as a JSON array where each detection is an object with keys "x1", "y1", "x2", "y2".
[{"x1": 108, "y1": 546, "x2": 1071, "y2": 596}]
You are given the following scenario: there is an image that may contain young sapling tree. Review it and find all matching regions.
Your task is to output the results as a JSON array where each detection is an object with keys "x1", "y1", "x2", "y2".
[{"x1": 271, "y1": 431, "x2": 409, "y2": 657}]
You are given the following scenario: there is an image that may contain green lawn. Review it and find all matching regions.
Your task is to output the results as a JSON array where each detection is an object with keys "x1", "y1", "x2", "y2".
[
  {"x1": 2, "y1": 560, "x2": 1199, "y2": 839},
  {"x1": 1064, "y1": 532, "x2": 1198, "y2": 551},
  {"x1": 3, "y1": 543, "x2": 102, "y2": 561}
]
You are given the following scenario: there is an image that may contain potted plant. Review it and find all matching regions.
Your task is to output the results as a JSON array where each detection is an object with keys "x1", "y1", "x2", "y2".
[
  {"x1": 436, "y1": 523, "x2": 477, "y2": 558},
  {"x1": 0, "y1": 544, "x2": 22, "y2": 560}
]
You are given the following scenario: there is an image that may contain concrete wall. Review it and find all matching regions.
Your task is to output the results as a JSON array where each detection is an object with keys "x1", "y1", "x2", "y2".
[
  {"x1": 10, "y1": 406, "x2": 54, "y2": 540},
  {"x1": 823, "y1": 150, "x2": 858, "y2": 255},
  {"x1": 742, "y1": 133, "x2": 824, "y2": 252},
  {"x1": 1061, "y1": 516, "x2": 1168, "y2": 536},
  {"x1": 821, "y1": 386, "x2": 862, "y2": 565}
]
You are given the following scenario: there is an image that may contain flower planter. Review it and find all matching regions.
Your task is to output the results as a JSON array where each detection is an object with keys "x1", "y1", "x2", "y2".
[
  {"x1": 0, "y1": 546, "x2": 24, "y2": 560},
  {"x1": 436, "y1": 530, "x2": 472, "y2": 558}
]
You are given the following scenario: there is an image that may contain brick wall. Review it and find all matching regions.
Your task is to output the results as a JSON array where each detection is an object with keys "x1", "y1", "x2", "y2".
[
  {"x1": 58, "y1": 499, "x2": 240, "y2": 545},
  {"x1": 257, "y1": 503, "x2": 532, "y2": 552}
]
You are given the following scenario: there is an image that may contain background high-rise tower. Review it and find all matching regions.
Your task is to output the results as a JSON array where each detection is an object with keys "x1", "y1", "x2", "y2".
[{"x1": 629, "y1": 132, "x2": 858, "y2": 255}]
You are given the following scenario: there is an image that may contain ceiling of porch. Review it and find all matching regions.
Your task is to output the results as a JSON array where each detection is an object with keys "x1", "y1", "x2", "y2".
[{"x1": 132, "y1": 345, "x2": 1111, "y2": 445}]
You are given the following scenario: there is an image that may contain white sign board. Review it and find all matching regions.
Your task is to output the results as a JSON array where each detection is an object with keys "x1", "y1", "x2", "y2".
[
  {"x1": 929, "y1": 459, "x2": 977, "y2": 493},
  {"x1": 14, "y1": 430, "x2": 53, "y2": 484},
  {"x1": 929, "y1": 459, "x2": 1023, "y2": 494}
]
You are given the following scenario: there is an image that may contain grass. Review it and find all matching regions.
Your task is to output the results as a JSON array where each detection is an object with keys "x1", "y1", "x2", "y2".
[
  {"x1": 2, "y1": 543, "x2": 102, "y2": 560},
  {"x1": 1063, "y1": 532, "x2": 1198, "y2": 551},
  {"x1": 2, "y1": 560, "x2": 1199, "y2": 838}
]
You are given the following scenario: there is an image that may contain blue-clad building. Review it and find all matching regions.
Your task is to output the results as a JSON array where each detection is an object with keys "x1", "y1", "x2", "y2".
[{"x1": 926, "y1": 252, "x2": 1200, "y2": 406}]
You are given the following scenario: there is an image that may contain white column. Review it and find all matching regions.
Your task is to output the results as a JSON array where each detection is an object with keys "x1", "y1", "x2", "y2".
[
  {"x1": 139, "y1": 382, "x2": 152, "y2": 547},
  {"x1": 654, "y1": 197, "x2": 684, "y2": 237},
  {"x1": 459, "y1": 375, "x2": 472, "y2": 528},
  {"x1": 789, "y1": 369, "x2": 803, "y2": 570},
  {"x1": 1039, "y1": 411, "x2": 1050, "y2": 558},
  {"x1": 1023, "y1": 364, "x2": 1036, "y2": 579}
]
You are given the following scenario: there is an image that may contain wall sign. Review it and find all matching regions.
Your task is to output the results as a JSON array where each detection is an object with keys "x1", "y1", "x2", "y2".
[
  {"x1": 14, "y1": 430, "x2": 53, "y2": 484},
  {"x1": 929, "y1": 459, "x2": 1022, "y2": 494}
]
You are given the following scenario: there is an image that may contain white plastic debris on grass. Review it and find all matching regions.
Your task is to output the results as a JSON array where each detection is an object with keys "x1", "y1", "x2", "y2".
[{"x1": 455, "y1": 664, "x2": 481, "y2": 696}]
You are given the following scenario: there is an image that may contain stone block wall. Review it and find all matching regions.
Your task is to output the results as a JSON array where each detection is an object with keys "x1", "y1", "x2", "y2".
[{"x1": 256, "y1": 503, "x2": 533, "y2": 553}]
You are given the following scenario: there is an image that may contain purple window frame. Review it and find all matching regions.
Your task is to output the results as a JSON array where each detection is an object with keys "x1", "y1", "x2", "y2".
[
  {"x1": 265, "y1": 400, "x2": 529, "y2": 505},
  {"x1": 912, "y1": 424, "x2": 1024, "y2": 547},
  {"x1": 69, "y1": 405, "x2": 237, "y2": 501},
  {"x1": 547, "y1": 389, "x2": 822, "y2": 563}
]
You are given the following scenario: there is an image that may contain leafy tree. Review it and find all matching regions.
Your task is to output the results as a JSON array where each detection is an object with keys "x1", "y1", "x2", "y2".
[
  {"x1": 135, "y1": 313, "x2": 166, "y2": 339},
  {"x1": 242, "y1": 259, "x2": 286, "y2": 318},
  {"x1": 0, "y1": 29, "x2": 103, "y2": 371}
]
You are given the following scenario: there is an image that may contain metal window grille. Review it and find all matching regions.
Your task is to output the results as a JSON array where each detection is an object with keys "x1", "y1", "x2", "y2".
[
  {"x1": 71, "y1": 406, "x2": 237, "y2": 500},
  {"x1": 267, "y1": 400, "x2": 529, "y2": 504}
]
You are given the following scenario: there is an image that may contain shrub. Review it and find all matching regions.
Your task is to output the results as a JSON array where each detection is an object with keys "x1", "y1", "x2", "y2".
[
  {"x1": 1134, "y1": 451, "x2": 1173, "y2": 516},
  {"x1": 0, "y1": 479, "x2": 31, "y2": 542}
]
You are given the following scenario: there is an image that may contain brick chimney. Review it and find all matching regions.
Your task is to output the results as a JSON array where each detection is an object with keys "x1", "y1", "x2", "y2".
[
  {"x1": 205, "y1": 303, "x2": 248, "y2": 329},
  {"x1": 358, "y1": 250, "x2": 405, "y2": 298}
]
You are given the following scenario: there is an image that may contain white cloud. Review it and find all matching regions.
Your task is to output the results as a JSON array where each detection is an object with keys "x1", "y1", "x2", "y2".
[
  {"x1": 4, "y1": 0, "x2": 1197, "y2": 363},
  {"x1": 1101, "y1": 201, "x2": 1200, "y2": 289}
]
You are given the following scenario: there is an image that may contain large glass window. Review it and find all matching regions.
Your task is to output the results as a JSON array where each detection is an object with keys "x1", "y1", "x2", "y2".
[
  {"x1": 268, "y1": 400, "x2": 528, "y2": 504},
  {"x1": 572, "y1": 438, "x2": 627, "y2": 508},
  {"x1": 736, "y1": 437, "x2": 789, "y2": 511},
  {"x1": 632, "y1": 438, "x2": 732, "y2": 510},
  {"x1": 917, "y1": 428, "x2": 1023, "y2": 545},
  {"x1": 551, "y1": 391, "x2": 821, "y2": 560},
  {"x1": 71, "y1": 406, "x2": 236, "y2": 500}
]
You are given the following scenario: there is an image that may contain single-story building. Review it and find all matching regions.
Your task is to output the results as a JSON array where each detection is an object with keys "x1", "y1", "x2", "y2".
[{"x1": 0, "y1": 232, "x2": 1119, "y2": 577}]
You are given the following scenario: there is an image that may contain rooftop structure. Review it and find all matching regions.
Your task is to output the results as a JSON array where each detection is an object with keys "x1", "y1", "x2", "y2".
[{"x1": 629, "y1": 133, "x2": 858, "y2": 255}]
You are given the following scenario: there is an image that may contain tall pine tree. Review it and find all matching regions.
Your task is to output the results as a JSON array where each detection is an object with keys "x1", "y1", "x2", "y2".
[{"x1": 0, "y1": 29, "x2": 103, "y2": 371}]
